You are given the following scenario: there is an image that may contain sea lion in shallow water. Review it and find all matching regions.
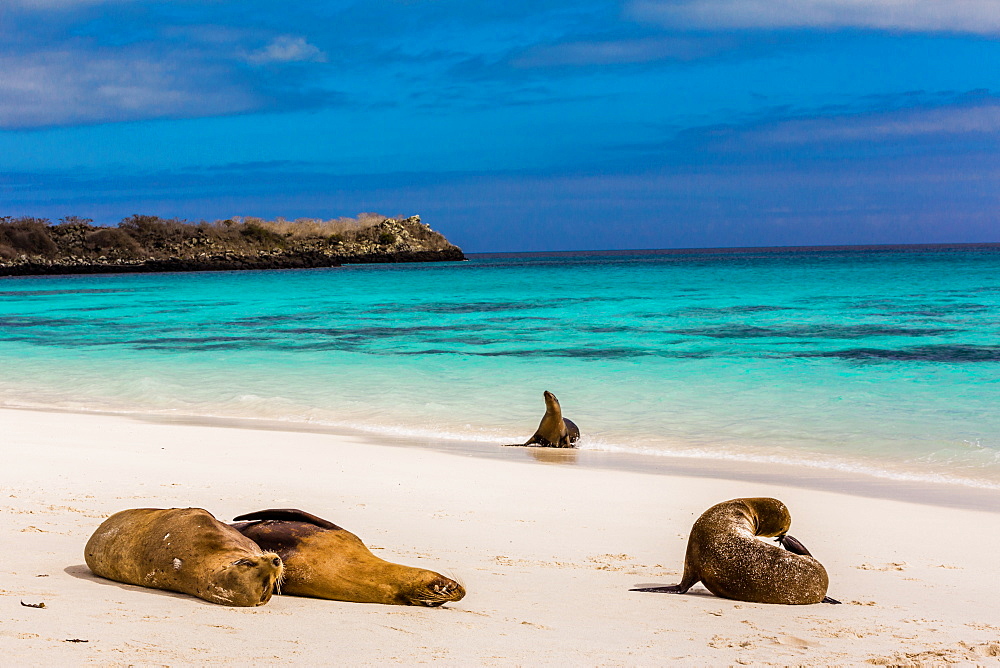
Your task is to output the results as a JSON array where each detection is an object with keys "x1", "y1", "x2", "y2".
[
  {"x1": 505, "y1": 390, "x2": 580, "y2": 448},
  {"x1": 232, "y1": 509, "x2": 465, "y2": 607},
  {"x1": 631, "y1": 497, "x2": 839, "y2": 605},
  {"x1": 85, "y1": 508, "x2": 283, "y2": 606}
]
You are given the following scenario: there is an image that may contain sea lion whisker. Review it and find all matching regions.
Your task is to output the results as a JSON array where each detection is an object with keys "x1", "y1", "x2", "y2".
[
  {"x1": 412, "y1": 591, "x2": 458, "y2": 606},
  {"x1": 269, "y1": 554, "x2": 285, "y2": 595},
  {"x1": 440, "y1": 570, "x2": 465, "y2": 589}
]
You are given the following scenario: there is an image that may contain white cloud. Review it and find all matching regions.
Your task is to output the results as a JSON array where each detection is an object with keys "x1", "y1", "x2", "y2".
[
  {"x1": 513, "y1": 36, "x2": 732, "y2": 67},
  {"x1": 0, "y1": 48, "x2": 259, "y2": 128},
  {"x1": 629, "y1": 0, "x2": 1000, "y2": 35},
  {"x1": 245, "y1": 36, "x2": 326, "y2": 65},
  {"x1": 683, "y1": 101, "x2": 1000, "y2": 156},
  {"x1": 755, "y1": 103, "x2": 1000, "y2": 144},
  {"x1": 8, "y1": 0, "x2": 131, "y2": 7}
]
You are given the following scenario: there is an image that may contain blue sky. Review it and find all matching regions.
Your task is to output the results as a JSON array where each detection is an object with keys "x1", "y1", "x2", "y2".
[{"x1": 0, "y1": 1, "x2": 998, "y2": 251}]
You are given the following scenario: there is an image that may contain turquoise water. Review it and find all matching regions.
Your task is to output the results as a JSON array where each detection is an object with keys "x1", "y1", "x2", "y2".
[{"x1": 2, "y1": 248, "x2": 1000, "y2": 487}]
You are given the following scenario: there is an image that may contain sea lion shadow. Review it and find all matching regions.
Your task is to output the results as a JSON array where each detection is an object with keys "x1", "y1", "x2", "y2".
[
  {"x1": 526, "y1": 448, "x2": 578, "y2": 465},
  {"x1": 64, "y1": 564, "x2": 219, "y2": 606}
]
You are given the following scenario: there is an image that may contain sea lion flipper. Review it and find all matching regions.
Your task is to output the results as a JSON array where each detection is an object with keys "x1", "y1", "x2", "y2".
[
  {"x1": 233, "y1": 509, "x2": 342, "y2": 531},
  {"x1": 501, "y1": 437, "x2": 536, "y2": 447},
  {"x1": 632, "y1": 566, "x2": 698, "y2": 594},
  {"x1": 822, "y1": 596, "x2": 842, "y2": 604},
  {"x1": 777, "y1": 534, "x2": 813, "y2": 557},
  {"x1": 630, "y1": 584, "x2": 689, "y2": 594}
]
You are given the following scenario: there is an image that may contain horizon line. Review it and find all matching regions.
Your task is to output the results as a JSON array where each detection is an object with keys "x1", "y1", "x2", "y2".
[{"x1": 468, "y1": 241, "x2": 1000, "y2": 257}]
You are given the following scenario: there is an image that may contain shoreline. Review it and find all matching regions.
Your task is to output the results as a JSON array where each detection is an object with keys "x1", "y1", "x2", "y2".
[
  {"x1": 9, "y1": 404, "x2": 1000, "y2": 514},
  {"x1": 4, "y1": 406, "x2": 1000, "y2": 664}
]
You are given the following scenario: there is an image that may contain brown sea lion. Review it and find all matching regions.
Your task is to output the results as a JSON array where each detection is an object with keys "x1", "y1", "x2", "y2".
[
  {"x1": 231, "y1": 509, "x2": 466, "y2": 607},
  {"x1": 505, "y1": 390, "x2": 580, "y2": 448},
  {"x1": 84, "y1": 507, "x2": 283, "y2": 607},
  {"x1": 631, "y1": 497, "x2": 839, "y2": 605}
]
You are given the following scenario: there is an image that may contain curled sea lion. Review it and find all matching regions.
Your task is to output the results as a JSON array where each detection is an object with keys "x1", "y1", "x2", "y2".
[
  {"x1": 231, "y1": 509, "x2": 466, "y2": 607},
  {"x1": 85, "y1": 508, "x2": 283, "y2": 607},
  {"x1": 631, "y1": 497, "x2": 839, "y2": 605},
  {"x1": 505, "y1": 390, "x2": 580, "y2": 448}
]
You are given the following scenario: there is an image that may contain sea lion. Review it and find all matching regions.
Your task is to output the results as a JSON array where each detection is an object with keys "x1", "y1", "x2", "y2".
[
  {"x1": 631, "y1": 497, "x2": 839, "y2": 605},
  {"x1": 231, "y1": 509, "x2": 466, "y2": 607},
  {"x1": 85, "y1": 507, "x2": 283, "y2": 607},
  {"x1": 505, "y1": 390, "x2": 580, "y2": 448}
]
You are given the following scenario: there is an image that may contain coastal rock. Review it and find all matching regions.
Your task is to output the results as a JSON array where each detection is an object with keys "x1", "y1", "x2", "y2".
[{"x1": 0, "y1": 214, "x2": 465, "y2": 276}]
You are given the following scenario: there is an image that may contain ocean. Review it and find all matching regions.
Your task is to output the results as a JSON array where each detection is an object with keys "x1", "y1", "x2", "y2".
[{"x1": 2, "y1": 246, "x2": 999, "y2": 489}]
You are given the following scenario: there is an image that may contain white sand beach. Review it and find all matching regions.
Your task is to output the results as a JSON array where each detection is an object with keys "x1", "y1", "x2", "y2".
[{"x1": 3, "y1": 407, "x2": 1000, "y2": 666}]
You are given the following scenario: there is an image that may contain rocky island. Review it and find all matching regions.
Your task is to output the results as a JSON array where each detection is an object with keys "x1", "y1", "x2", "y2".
[{"x1": 0, "y1": 213, "x2": 465, "y2": 276}]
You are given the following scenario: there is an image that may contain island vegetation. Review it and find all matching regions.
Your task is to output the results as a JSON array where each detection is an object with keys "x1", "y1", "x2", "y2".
[{"x1": 0, "y1": 213, "x2": 465, "y2": 276}]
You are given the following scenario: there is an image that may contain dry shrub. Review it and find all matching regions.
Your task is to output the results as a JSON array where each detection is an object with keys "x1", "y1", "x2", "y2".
[
  {"x1": 0, "y1": 217, "x2": 58, "y2": 257},
  {"x1": 85, "y1": 228, "x2": 142, "y2": 254},
  {"x1": 229, "y1": 213, "x2": 388, "y2": 240},
  {"x1": 239, "y1": 221, "x2": 286, "y2": 249},
  {"x1": 197, "y1": 220, "x2": 243, "y2": 246},
  {"x1": 118, "y1": 214, "x2": 197, "y2": 247}
]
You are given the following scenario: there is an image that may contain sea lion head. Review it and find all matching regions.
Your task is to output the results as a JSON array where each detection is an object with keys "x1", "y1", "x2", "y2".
[
  {"x1": 85, "y1": 507, "x2": 285, "y2": 607},
  {"x1": 542, "y1": 390, "x2": 560, "y2": 413},
  {"x1": 395, "y1": 570, "x2": 466, "y2": 607},
  {"x1": 743, "y1": 497, "x2": 793, "y2": 538},
  {"x1": 203, "y1": 551, "x2": 284, "y2": 607}
]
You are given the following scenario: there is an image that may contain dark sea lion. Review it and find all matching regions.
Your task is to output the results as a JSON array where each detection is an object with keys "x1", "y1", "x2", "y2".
[
  {"x1": 84, "y1": 507, "x2": 283, "y2": 607},
  {"x1": 231, "y1": 509, "x2": 466, "y2": 607},
  {"x1": 505, "y1": 390, "x2": 580, "y2": 448},
  {"x1": 631, "y1": 497, "x2": 839, "y2": 605}
]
